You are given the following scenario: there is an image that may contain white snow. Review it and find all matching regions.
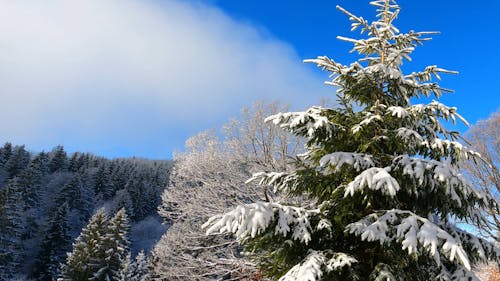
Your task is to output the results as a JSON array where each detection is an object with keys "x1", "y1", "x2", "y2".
[
  {"x1": 395, "y1": 127, "x2": 423, "y2": 143},
  {"x1": 266, "y1": 107, "x2": 340, "y2": 140},
  {"x1": 348, "y1": 209, "x2": 472, "y2": 270},
  {"x1": 352, "y1": 113, "x2": 382, "y2": 134},
  {"x1": 247, "y1": 171, "x2": 299, "y2": 193},
  {"x1": 345, "y1": 167, "x2": 400, "y2": 197},
  {"x1": 278, "y1": 250, "x2": 357, "y2": 281},
  {"x1": 392, "y1": 155, "x2": 487, "y2": 206},
  {"x1": 203, "y1": 201, "x2": 320, "y2": 244},
  {"x1": 278, "y1": 251, "x2": 325, "y2": 281},
  {"x1": 319, "y1": 152, "x2": 375, "y2": 172},
  {"x1": 326, "y1": 253, "x2": 358, "y2": 271},
  {"x1": 387, "y1": 106, "x2": 409, "y2": 118}
]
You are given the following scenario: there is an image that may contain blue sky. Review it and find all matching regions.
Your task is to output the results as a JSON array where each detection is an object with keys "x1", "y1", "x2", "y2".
[{"x1": 0, "y1": 0, "x2": 498, "y2": 159}]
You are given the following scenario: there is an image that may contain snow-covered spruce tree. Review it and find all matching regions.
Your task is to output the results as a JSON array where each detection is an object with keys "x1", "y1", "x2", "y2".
[
  {"x1": 119, "y1": 250, "x2": 149, "y2": 281},
  {"x1": 58, "y1": 208, "x2": 109, "y2": 281},
  {"x1": 95, "y1": 208, "x2": 130, "y2": 281},
  {"x1": 59, "y1": 208, "x2": 131, "y2": 281},
  {"x1": 203, "y1": 1, "x2": 500, "y2": 280}
]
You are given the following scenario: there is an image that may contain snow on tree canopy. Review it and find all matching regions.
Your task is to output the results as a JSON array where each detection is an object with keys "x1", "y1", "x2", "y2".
[
  {"x1": 320, "y1": 152, "x2": 375, "y2": 172},
  {"x1": 204, "y1": 0, "x2": 500, "y2": 280},
  {"x1": 203, "y1": 201, "x2": 320, "y2": 244}
]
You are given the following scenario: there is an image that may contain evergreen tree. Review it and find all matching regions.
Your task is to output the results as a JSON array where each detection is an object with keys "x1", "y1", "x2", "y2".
[
  {"x1": 112, "y1": 189, "x2": 135, "y2": 219},
  {"x1": 118, "y1": 253, "x2": 134, "y2": 281},
  {"x1": 204, "y1": 1, "x2": 499, "y2": 280},
  {"x1": 94, "y1": 208, "x2": 130, "y2": 281},
  {"x1": 16, "y1": 164, "x2": 43, "y2": 210},
  {"x1": 33, "y1": 203, "x2": 71, "y2": 281},
  {"x1": 0, "y1": 142, "x2": 170, "y2": 279},
  {"x1": 59, "y1": 208, "x2": 109, "y2": 281},
  {"x1": 49, "y1": 146, "x2": 68, "y2": 173},
  {"x1": 0, "y1": 180, "x2": 26, "y2": 279},
  {"x1": 94, "y1": 164, "x2": 115, "y2": 201},
  {"x1": 14, "y1": 156, "x2": 47, "y2": 240},
  {"x1": 125, "y1": 173, "x2": 149, "y2": 221},
  {"x1": 31, "y1": 151, "x2": 50, "y2": 177},
  {"x1": 59, "y1": 208, "x2": 131, "y2": 281},
  {"x1": 111, "y1": 163, "x2": 129, "y2": 192},
  {"x1": 57, "y1": 174, "x2": 92, "y2": 221},
  {"x1": 0, "y1": 142, "x2": 13, "y2": 167},
  {"x1": 4, "y1": 145, "x2": 30, "y2": 179},
  {"x1": 0, "y1": 142, "x2": 13, "y2": 185},
  {"x1": 132, "y1": 251, "x2": 149, "y2": 281},
  {"x1": 119, "y1": 251, "x2": 149, "y2": 281},
  {"x1": 68, "y1": 152, "x2": 86, "y2": 173}
]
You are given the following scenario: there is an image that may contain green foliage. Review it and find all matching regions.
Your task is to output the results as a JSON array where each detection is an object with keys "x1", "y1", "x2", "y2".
[
  {"x1": 205, "y1": 1, "x2": 499, "y2": 280},
  {"x1": 58, "y1": 208, "x2": 131, "y2": 281}
]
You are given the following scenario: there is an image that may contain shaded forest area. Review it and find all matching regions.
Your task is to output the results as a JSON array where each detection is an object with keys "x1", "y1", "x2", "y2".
[{"x1": 0, "y1": 143, "x2": 172, "y2": 280}]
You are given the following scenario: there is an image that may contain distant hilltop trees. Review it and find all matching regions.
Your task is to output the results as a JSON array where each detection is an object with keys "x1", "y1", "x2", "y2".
[{"x1": 0, "y1": 143, "x2": 171, "y2": 280}]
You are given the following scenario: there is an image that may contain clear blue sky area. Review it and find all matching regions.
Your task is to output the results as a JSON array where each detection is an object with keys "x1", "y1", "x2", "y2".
[{"x1": 0, "y1": 0, "x2": 498, "y2": 159}]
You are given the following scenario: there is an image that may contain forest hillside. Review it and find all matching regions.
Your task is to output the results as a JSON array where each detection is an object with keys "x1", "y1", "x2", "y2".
[{"x1": 0, "y1": 144, "x2": 171, "y2": 280}]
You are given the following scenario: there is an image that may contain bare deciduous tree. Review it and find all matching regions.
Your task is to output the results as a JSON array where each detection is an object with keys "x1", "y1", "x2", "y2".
[
  {"x1": 463, "y1": 109, "x2": 500, "y2": 241},
  {"x1": 150, "y1": 102, "x2": 302, "y2": 280}
]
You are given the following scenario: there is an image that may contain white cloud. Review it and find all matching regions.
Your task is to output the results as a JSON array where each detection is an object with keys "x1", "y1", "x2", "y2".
[{"x1": 0, "y1": 0, "x2": 330, "y2": 158}]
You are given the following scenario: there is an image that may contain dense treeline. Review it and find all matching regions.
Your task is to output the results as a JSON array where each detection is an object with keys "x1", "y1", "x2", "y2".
[{"x1": 0, "y1": 143, "x2": 171, "y2": 280}]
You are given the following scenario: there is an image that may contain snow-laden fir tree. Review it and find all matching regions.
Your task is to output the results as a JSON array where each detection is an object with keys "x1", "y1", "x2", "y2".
[
  {"x1": 58, "y1": 208, "x2": 130, "y2": 281},
  {"x1": 94, "y1": 208, "x2": 130, "y2": 281},
  {"x1": 58, "y1": 208, "x2": 109, "y2": 281},
  {"x1": 119, "y1": 250, "x2": 149, "y2": 281},
  {"x1": 203, "y1": 1, "x2": 500, "y2": 280}
]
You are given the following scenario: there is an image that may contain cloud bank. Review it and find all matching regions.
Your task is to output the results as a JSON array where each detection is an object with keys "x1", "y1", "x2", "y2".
[{"x1": 0, "y1": 0, "x2": 330, "y2": 158}]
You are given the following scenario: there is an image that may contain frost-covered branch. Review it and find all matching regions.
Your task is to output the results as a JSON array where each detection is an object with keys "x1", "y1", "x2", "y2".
[
  {"x1": 203, "y1": 201, "x2": 320, "y2": 245},
  {"x1": 345, "y1": 167, "x2": 400, "y2": 197},
  {"x1": 246, "y1": 171, "x2": 300, "y2": 194},
  {"x1": 266, "y1": 107, "x2": 342, "y2": 141},
  {"x1": 278, "y1": 250, "x2": 357, "y2": 281},
  {"x1": 392, "y1": 155, "x2": 489, "y2": 208},
  {"x1": 319, "y1": 152, "x2": 375, "y2": 172},
  {"x1": 347, "y1": 209, "x2": 477, "y2": 270}
]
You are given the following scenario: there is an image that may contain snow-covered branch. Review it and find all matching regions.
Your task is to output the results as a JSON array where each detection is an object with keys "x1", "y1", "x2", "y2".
[
  {"x1": 203, "y1": 202, "x2": 320, "y2": 245},
  {"x1": 344, "y1": 167, "x2": 400, "y2": 197},
  {"x1": 278, "y1": 250, "x2": 357, "y2": 281},
  {"x1": 266, "y1": 107, "x2": 342, "y2": 140},
  {"x1": 347, "y1": 209, "x2": 478, "y2": 270},
  {"x1": 392, "y1": 155, "x2": 488, "y2": 207},
  {"x1": 319, "y1": 152, "x2": 375, "y2": 172}
]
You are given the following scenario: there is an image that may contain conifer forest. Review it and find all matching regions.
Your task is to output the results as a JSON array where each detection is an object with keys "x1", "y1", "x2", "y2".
[{"x1": 0, "y1": 0, "x2": 499, "y2": 280}]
